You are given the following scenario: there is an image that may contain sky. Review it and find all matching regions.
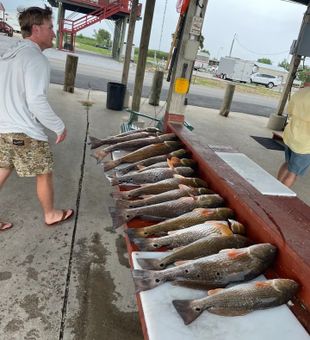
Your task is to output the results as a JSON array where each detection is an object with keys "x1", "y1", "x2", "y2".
[{"x1": 2, "y1": 0, "x2": 307, "y2": 66}]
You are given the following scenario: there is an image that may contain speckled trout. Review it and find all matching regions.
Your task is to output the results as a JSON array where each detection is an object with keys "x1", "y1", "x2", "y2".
[
  {"x1": 103, "y1": 141, "x2": 182, "y2": 171},
  {"x1": 111, "y1": 176, "x2": 210, "y2": 200},
  {"x1": 111, "y1": 194, "x2": 224, "y2": 227},
  {"x1": 115, "y1": 185, "x2": 210, "y2": 209},
  {"x1": 130, "y1": 220, "x2": 245, "y2": 251},
  {"x1": 173, "y1": 279, "x2": 298, "y2": 325},
  {"x1": 95, "y1": 133, "x2": 177, "y2": 161},
  {"x1": 117, "y1": 149, "x2": 189, "y2": 175},
  {"x1": 132, "y1": 244, "x2": 277, "y2": 292},
  {"x1": 137, "y1": 235, "x2": 250, "y2": 270},
  {"x1": 137, "y1": 157, "x2": 196, "y2": 173},
  {"x1": 110, "y1": 167, "x2": 194, "y2": 186},
  {"x1": 126, "y1": 207, "x2": 234, "y2": 238},
  {"x1": 88, "y1": 128, "x2": 160, "y2": 149}
]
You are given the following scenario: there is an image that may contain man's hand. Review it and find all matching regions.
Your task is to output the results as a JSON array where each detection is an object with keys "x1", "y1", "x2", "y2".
[{"x1": 55, "y1": 129, "x2": 67, "y2": 144}]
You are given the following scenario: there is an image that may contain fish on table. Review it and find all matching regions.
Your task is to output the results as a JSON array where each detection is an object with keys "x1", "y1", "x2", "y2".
[
  {"x1": 94, "y1": 133, "x2": 177, "y2": 161},
  {"x1": 115, "y1": 185, "x2": 211, "y2": 209},
  {"x1": 173, "y1": 279, "x2": 299, "y2": 325},
  {"x1": 126, "y1": 207, "x2": 235, "y2": 237},
  {"x1": 137, "y1": 234, "x2": 250, "y2": 270},
  {"x1": 110, "y1": 166, "x2": 195, "y2": 186},
  {"x1": 110, "y1": 194, "x2": 224, "y2": 228},
  {"x1": 103, "y1": 141, "x2": 183, "y2": 171},
  {"x1": 136, "y1": 157, "x2": 197, "y2": 173},
  {"x1": 117, "y1": 149, "x2": 189, "y2": 175},
  {"x1": 130, "y1": 220, "x2": 245, "y2": 250},
  {"x1": 111, "y1": 176, "x2": 211, "y2": 200},
  {"x1": 132, "y1": 243, "x2": 277, "y2": 292},
  {"x1": 88, "y1": 128, "x2": 161, "y2": 149}
]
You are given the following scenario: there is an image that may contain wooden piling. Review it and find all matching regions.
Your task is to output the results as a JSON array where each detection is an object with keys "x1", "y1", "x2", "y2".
[{"x1": 63, "y1": 55, "x2": 78, "y2": 93}]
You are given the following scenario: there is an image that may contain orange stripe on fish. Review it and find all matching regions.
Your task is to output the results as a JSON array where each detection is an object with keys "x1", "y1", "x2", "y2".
[
  {"x1": 255, "y1": 281, "x2": 272, "y2": 288},
  {"x1": 208, "y1": 288, "x2": 224, "y2": 296},
  {"x1": 227, "y1": 249, "x2": 246, "y2": 259}
]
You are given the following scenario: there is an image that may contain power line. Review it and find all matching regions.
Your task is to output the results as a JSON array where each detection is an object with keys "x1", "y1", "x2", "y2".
[{"x1": 234, "y1": 36, "x2": 289, "y2": 56}]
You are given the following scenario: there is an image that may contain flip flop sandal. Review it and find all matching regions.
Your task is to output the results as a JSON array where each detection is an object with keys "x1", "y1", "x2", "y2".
[
  {"x1": 0, "y1": 222, "x2": 13, "y2": 231},
  {"x1": 46, "y1": 209, "x2": 74, "y2": 227}
]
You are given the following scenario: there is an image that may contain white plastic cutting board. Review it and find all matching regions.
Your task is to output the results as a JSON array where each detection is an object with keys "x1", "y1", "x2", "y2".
[
  {"x1": 215, "y1": 152, "x2": 296, "y2": 196},
  {"x1": 132, "y1": 251, "x2": 309, "y2": 340}
]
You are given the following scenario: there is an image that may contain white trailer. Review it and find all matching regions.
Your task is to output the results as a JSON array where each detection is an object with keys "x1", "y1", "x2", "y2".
[{"x1": 216, "y1": 57, "x2": 254, "y2": 82}]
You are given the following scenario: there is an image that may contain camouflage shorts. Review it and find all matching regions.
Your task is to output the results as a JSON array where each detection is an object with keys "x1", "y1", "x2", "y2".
[{"x1": 0, "y1": 133, "x2": 54, "y2": 177}]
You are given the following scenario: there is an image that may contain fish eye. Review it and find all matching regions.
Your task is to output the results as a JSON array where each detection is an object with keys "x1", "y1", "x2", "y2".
[
  {"x1": 155, "y1": 279, "x2": 160, "y2": 283},
  {"x1": 185, "y1": 269, "x2": 189, "y2": 273},
  {"x1": 195, "y1": 308, "x2": 201, "y2": 312}
]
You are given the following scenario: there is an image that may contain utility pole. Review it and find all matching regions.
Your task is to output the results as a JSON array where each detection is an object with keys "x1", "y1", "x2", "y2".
[
  {"x1": 267, "y1": 4, "x2": 310, "y2": 130},
  {"x1": 131, "y1": 0, "x2": 156, "y2": 112},
  {"x1": 165, "y1": 0, "x2": 209, "y2": 126},
  {"x1": 229, "y1": 33, "x2": 236, "y2": 57},
  {"x1": 122, "y1": 0, "x2": 139, "y2": 86}
]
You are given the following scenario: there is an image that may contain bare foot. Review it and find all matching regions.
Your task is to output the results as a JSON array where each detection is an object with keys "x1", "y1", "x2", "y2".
[
  {"x1": 45, "y1": 209, "x2": 74, "y2": 226},
  {"x1": 0, "y1": 221, "x2": 13, "y2": 231}
]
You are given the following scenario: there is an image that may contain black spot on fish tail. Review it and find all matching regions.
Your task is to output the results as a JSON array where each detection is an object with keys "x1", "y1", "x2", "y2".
[
  {"x1": 131, "y1": 269, "x2": 165, "y2": 292},
  {"x1": 137, "y1": 258, "x2": 166, "y2": 270},
  {"x1": 172, "y1": 299, "x2": 203, "y2": 325}
]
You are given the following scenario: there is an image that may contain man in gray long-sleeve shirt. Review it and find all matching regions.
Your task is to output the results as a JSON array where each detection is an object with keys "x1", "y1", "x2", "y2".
[{"x1": 0, "y1": 6, "x2": 74, "y2": 229}]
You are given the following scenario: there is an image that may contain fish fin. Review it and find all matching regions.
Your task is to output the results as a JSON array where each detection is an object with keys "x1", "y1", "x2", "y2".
[
  {"x1": 255, "y1": 281, "x2": 272, "y2": 288},
  {"x1": 109, "y1": 174, "x2": 120, "y2": 186},
  {"x1": 173, "y1": 174, "x2": 185, "y2": 179},
  {"x1": 108, "y1": 207, "x2": 127, "y2": 228},
  {"x1": 111, "y1": 190, "x2": 126, "y2": 199},
  {"x1": 167, "y1": 230, "x2": 180, "y2": 235},
  {"x1": 94, "y1": 149, "x2": 108, "y2": 161},
  {"x1": 207, "y1": 288, "x2": 225, "y2": 296},
  {"x1": 88, "y1": 136, "x2": 104, "y2": 149},
  {"x1": 169, "y1": 156, "x2": 180, "y2": 166},
  {"x1": 174, "y1": 260, "x2": 191, "y2": 266},
  {"x1": 131, "y1": 269, "x2": 165, "y2": 292},
  {"x1": 125, "y1": 227, "x2": 148, "y2": 239},
  {"x1": 137, "y1": 258, "x2": 166, "y2": 270},
  {"x1": 220, "y1": 248, "x2": 246, "y2": 259},
  {"x1": 167, "y1": 158, "x2": 175, "y2": 170},
  {"x1": 115, "y1": 199, "x2": 131, "y2": 209},
  {"x1": 104, "y1": 159, "x2": 121, "y2": 172},
  {"x1": 136, "y1": 165, "x2": 145, "y2": 171},
  {"x1": 208, "y1": 308, "x2": 251, "y2": 317},
  {"x1": 172, "y1": 280, "x2": 219, "y2": 290},
  {"x1": 172, "y1": 300, "x2": 202, "y2": 325},
  {"x1": 131, "y1": 237, "x2": 156, "y2": 251}
]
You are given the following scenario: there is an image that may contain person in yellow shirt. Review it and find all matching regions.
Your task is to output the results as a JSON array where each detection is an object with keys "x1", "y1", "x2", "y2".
[{"x1": 277, "y1": 86, "x2": 310, "y2": 187}]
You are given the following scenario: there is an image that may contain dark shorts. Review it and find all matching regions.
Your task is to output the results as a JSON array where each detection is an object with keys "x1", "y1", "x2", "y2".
[
  {"x1": 0, "y1": 133, "x2": 54, "y2": 177},
  {"x1": 285, "y1": 145, "x2": 310, "y2": 176}
]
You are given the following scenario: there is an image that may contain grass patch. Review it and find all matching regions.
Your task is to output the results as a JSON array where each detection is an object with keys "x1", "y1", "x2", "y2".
[{"x1": 75, "y1": 42, "x2": 112, "y2": 56}]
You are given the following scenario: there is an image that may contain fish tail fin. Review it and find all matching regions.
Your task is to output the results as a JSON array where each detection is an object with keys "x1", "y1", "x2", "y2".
[
  {"x1": 109, "y1": 174, "x2": 120, "y2": 186},
  {"x1": 131, "y1": 269, "x2": 164, "y2": 292},
  {"x1": 126, "y1": 227, "x2": 147, "y2": 239},
  {"x1": 172, "y1": 299, "x2": 202, "y2": 325},
  {"x1": 111, "y1": 190, "x2": 126, "y2": 199},
  {"x1": 94, "y1": 149, "x2": 108, "y2": 161},
  {"x1": 131, "y1": 237, "x2": 159, "y2": 251},
  {"x1": 137, "y1": 258, "x2": 166, "y2": 270},
  {"x1": 104, "y1": 159, "x2": 121, "y2": 172},
  {"x1": 88, "y1": 136, "x2": 104, "y2": 149},
  {"x1": 108, "y1": 207, "x2": 130, "y2": 228},
  {"x1": 115, "y1": 199, "x2": 131, "y2": 209}
]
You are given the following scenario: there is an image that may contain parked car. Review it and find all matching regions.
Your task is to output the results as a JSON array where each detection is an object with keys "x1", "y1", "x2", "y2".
[{"x1": 250, "y1": 73, "x2": 282, "y2": 88}]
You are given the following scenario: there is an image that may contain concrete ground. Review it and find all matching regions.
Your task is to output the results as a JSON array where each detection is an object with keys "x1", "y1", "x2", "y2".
[{"x1": 0, "y1": 84, "x2": 309, "y2": 340}]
